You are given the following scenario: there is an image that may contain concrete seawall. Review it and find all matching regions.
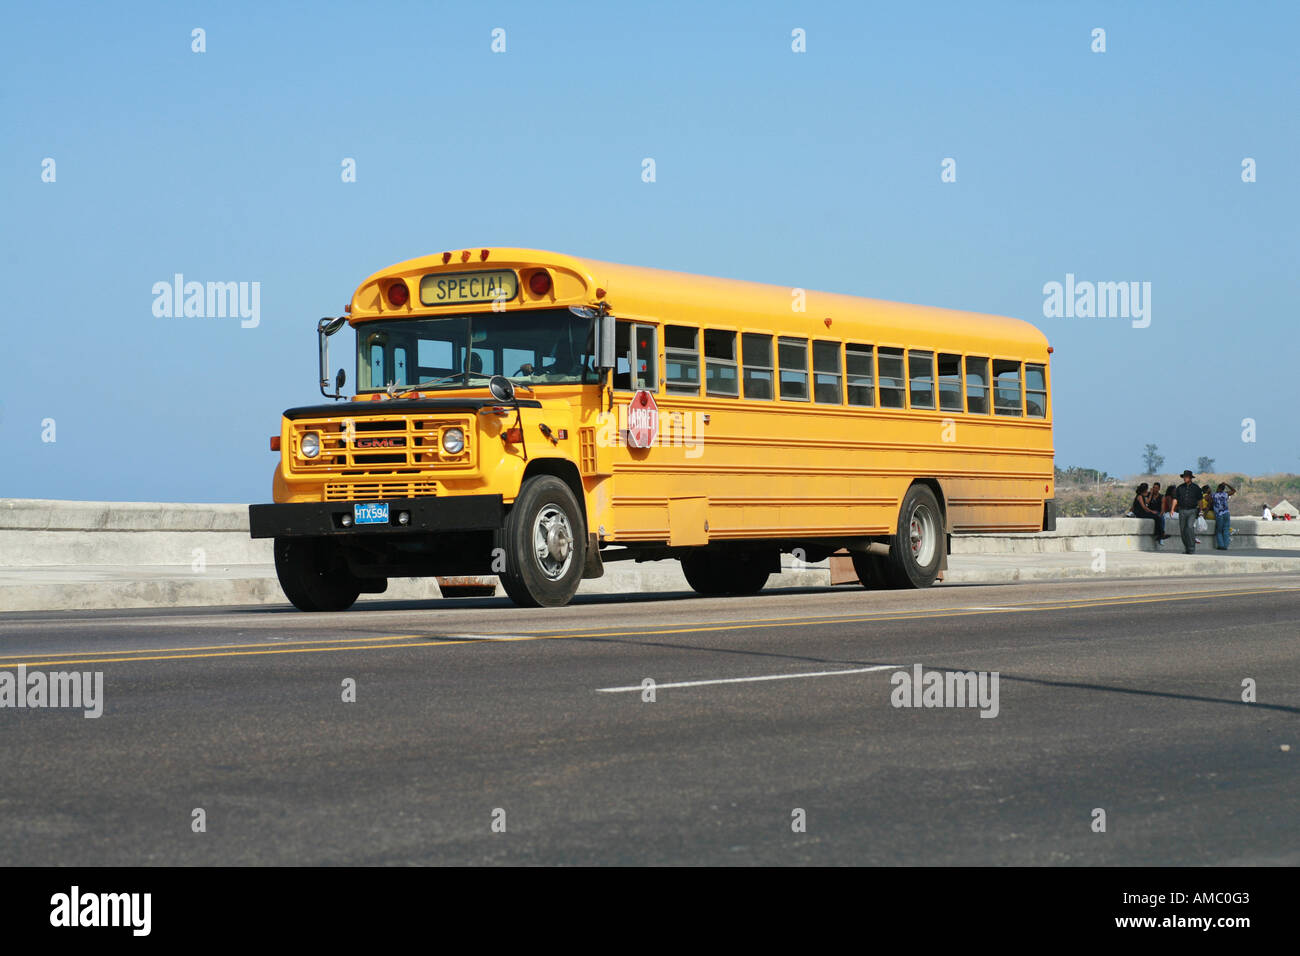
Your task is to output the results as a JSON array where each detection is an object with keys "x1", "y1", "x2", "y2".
[{"x1": 2, "y1": 498, "x2": 1297, "y2": 612}]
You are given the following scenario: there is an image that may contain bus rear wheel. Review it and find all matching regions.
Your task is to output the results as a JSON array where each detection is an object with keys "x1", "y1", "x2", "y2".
[
  {"x1": 884, "y1": 484, "x2": 945, "y2": 588},
  {"x1": 497, "y1": 476, "x2": 586, "y2": 608},
  {"x1": 850, "y1": 551, "x2": 889, "y2": 589},
  {"x1": 681, "y1": 551, "x2": 770, "y2": 596},
  {"x1": 274, "y1": 537, "x2": 362, "y2": 611}
]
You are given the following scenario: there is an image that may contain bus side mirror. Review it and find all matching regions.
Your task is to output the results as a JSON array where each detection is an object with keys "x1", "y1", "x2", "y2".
[
  {"x1": 598, "y1": 312, "x2": 616, "y2": 371},
  {"x1": 318, "y1": 317, "x2": 348, "y2": 400}
]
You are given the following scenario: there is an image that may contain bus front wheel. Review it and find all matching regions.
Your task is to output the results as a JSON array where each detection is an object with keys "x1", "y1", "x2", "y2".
[
  {"x1": 885, "y1": 484, "x2": 945, "y2": 588},
  {"x1": 274, "y1": 537, "x2": 362, "y2": 611},
  {"x1": 498, "y1": 476, "x2": 586, "y2": 608}
]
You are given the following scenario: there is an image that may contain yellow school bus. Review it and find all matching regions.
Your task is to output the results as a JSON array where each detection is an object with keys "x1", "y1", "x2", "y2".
[{"x1": 249, "y1": 247, "x2": 1054, "y2": 608}]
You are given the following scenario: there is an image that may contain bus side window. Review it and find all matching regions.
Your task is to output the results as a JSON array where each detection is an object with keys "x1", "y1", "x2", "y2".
[
  {"x1": 1025, "y1": 363, "x2": 1047, "y2": 418},
  {"x1": 742, "y1": 333, "x2": 774, "y2": 400},
  {"x1": 908, "y1": 350, "x2": 935, "y2": 409},
  {"x1": 993, "y1": 359, "x2": 1022, "y2": 416},
  {"x1": 938, "y1": 353, "x2": 963, "y2": 412},
  {"x1": 615, "y1": 321, "x2": 658, "y2": 391},
  {"x1": 845, "y1": 344, "x2": 874, "y2": 406},
  {"x1": 813, "y1": 340, "x2": 842, "y2": 404},
  {"x1": 878, "y1": 348, "x2": 906, "y2": 408},
  {"x1": 778, "y1": 337, "x2": 809, "y2": 401},
  {"x1": 613, "y1": 322, "x2": 632, "y2": 390},
  {"x1": 965, "y1": 357, "x2": 990, "y2": 413},
  {"x1": 634, "y1": 324, "x2": 658, "y2": 390},
  {"x1": 704, "y1": 330, "x2": 738, "y2": 396},
  {"x1": 665, "y1": 325, "x2": 700, "y2": 395}
]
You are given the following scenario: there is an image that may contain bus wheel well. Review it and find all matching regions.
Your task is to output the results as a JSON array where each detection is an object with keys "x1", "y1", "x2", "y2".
[
  {"x1": 911, "y1": 478, "x2": 947, "y2": 525},
  {"x1": 520, "y1": 459, "x2": 587, "y2": 529}
]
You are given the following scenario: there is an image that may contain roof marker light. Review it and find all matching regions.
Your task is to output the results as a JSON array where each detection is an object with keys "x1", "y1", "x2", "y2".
[
  {"x1": 461, "y1": 250, "x2": 471, "y2": 263},
  {"x1": 442, "y1": 252, "x2": 452, "y2": 264},
  {"x1": 480, "y1": 249, "x2": 489, "y2": 261},
  {"x1": 529, "y1": 270, "x2": 552, "y2": 295}
]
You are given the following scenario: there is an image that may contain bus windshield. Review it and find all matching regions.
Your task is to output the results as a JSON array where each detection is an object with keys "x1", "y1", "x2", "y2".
[{"x1": 356, "y1": 308, "x2": 598, "y2": 391}]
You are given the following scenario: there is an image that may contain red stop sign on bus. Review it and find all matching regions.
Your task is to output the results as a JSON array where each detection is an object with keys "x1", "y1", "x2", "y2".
[{"x1": 627, "y1": 390, "x2": 659, "y2": 448}]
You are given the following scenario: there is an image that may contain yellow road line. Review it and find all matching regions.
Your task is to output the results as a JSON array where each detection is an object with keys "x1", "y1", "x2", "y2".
[
  {"x1": 472, "y1": 585, "x2": 1294, "y2": 637},
  {"x1": 8, "y1": 640, "x2": 459, "y2": 668},
  {"x1": 0, "y1": 583, "x2": 1289, "y2": 668},
  {"x1": 516, "y1": 585, "x2": 1292, "y2": 639},
  {"x1": 0, "y1": 633, "x2": 427, "y2": 662}
]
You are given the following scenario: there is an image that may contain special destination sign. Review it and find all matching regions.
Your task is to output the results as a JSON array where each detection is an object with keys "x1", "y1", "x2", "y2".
[{"x1": 419, "y1": 270, "x2": 519, "y2": 306}]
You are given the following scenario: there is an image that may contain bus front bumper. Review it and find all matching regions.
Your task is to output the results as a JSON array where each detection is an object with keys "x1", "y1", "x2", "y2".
[{"x1": 248, "y1": 495, "x2": 504, "y2": 539}]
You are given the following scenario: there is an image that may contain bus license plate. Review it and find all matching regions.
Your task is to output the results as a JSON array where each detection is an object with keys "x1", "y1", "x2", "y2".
[{"x1": 353, "y1": 502, "x2": 390, "y2": 525}]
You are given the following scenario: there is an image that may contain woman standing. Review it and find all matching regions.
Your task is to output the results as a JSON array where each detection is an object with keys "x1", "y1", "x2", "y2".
[{"x1": 1212, "y1": 482, "x2": 1237, "y2": 550}]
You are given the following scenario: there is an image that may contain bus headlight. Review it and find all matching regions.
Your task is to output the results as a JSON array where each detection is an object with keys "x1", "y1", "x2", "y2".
[
  {"x1": 441, "y1": 428, "x2": 465, "y2": 455},
  {"x1": 301, "y1": 432, "x2": 321, "y2": 458}
]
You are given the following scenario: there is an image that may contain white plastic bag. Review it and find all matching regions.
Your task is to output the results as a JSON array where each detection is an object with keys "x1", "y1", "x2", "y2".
[{"x1": 1195, "y1": 515, "x2": 1208, "y2": 534}]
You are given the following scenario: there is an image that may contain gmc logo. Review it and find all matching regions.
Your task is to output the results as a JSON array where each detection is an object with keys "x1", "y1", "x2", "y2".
[{"x1": 354, "y1": 437, "x2": 405, "y2": 449}]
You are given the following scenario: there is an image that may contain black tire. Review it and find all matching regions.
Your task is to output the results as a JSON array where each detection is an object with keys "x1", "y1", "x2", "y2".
[
  {"x1": 884, "y1": 484, "x2": 945, "y2": 588},
  {"x1": 849, "y1": 550, "x2": 890, "y2": 589},
  {"x1": 681, "y1": 551, "x2": 729, "y2": 595},
  {"x1": 274, "y1": 537, "x2": 361, "y2": 611},
  {"x1": 727, "y1": 555, "x2": 771, "y2": 595},
  {"x1": 497, "y1": 476, "x2": 586, "y2": 607},
  {"x1": 681, "y1": 550, "x2": 771, "y2": 596}
]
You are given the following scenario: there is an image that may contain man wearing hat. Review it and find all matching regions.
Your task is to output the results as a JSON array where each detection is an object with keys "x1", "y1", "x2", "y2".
[{"x1": 1173, "y1": 469, "x2": 1202, "y2": 554}]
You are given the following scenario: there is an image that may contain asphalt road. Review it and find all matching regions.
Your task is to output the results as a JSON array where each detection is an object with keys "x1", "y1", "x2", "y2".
[{"x1": 1, "y1": 574, "x2": 1296, "y2": 865}]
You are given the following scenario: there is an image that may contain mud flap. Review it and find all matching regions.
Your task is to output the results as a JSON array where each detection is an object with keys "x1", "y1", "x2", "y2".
[{"x1": 582, "y1": 533, "x2": 604, "y2": 579}]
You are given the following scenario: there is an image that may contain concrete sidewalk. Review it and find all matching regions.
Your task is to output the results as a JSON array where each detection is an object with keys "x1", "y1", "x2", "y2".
[{"x1": 2, "y1": 549, "x2": 1296, "y2": 613}]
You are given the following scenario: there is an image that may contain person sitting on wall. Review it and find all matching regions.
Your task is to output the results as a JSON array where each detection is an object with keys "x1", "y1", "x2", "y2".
[
  {"x1": 1147, "y1": 481, "x2": 1169, "y2": 542},
  {"x1": 1130, "y1": 483, "x2": 1163, "y2": 547}
]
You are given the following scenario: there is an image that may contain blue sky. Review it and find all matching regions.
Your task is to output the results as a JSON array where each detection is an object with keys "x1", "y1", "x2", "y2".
[{"x1": 2, "y1": 0, "x2": 1297, "y2": 502}]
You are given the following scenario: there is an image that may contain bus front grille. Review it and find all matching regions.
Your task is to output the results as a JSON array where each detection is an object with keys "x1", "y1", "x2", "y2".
[
  {"x1": 324, "y1": 481, "x2": 439, "y2": 501},
  {"x1": 288, "y1": 415, "x2": 474, "y2": 474}
]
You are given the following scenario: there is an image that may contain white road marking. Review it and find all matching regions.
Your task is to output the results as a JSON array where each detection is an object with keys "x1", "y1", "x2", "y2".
[{"x1": 596, "y1": 664, "x2": 901, "y2": 693}]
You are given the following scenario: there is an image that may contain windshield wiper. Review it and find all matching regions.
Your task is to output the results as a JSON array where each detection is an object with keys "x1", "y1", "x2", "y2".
[{"x1": 386, "y1": 372, "x2": 492, "y2": 397}]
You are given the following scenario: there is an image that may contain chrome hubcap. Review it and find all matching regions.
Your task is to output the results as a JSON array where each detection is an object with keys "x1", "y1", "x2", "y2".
[
  {"x1": 533, "y1": 505, "x2": 574, "y2": 580},
  {"x1": 908, "y1": 504, "x2": 938, "y2": 566}
]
